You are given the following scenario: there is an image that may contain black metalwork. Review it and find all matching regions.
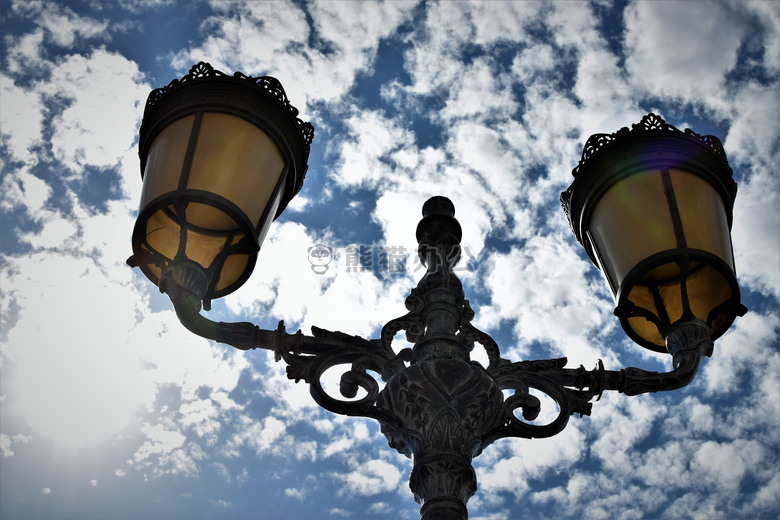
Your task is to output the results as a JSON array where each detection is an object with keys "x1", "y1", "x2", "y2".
[
  {"x1": 158, "y1": 196, "x2": 730, "y2": 520},
  {"x1": 561, "y1": 113, "x2": 737, "y2": 239},
  {"x1": 560, "y1": 113, "x2": 746, "y2": 351},
  {"x1": 129, "y1": 62, "x2": 314, "y2": 306}
]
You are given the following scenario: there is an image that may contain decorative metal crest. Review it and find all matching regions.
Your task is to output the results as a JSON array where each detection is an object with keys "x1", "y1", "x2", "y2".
[
  {"x1": 144, "y1": 61, "x2": 314, "y2": 152},
  {"x1": 570, "y1": 113, "x2": 729, "y2": 178}
]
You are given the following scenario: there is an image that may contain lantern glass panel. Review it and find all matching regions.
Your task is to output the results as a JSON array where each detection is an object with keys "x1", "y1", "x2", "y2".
[
  {"x1": 670, "y1": 169, "x2": 733, "y2": 268},
  {"x1": 588, "y1": 169, "x2": 676, "y2": 292},
  {"x1": 186, "y1": 113, "x2": 285, "y2": 229},
  {"x1": 135, "y1": 112, "x2": 287, "y2": 297},
  {"x1": 139, "y1": 115, "x2": 193, "y2": 210},
  {"x1": 130, "y1": 62, "x2": 313, "y2": 304}
]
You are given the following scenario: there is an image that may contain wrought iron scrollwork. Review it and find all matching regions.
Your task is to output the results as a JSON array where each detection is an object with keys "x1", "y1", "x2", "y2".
[{"x1": 157, "y1": 195, "x2": 731, "y2": 520}]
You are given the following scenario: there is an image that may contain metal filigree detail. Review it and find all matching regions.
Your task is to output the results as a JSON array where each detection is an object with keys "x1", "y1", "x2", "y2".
[
  {"x1": 154, "y1": 195, "x2": 736, "y2": 520},
  {"x1": 457, "y1": 301, "x2": 503, "y2": 370},
  {"x1": 144, "y1": 61, "x2": 314, "y2": 152},
  {"x1": 481, "y1": 358, "x2": 605, "y2": 443},
  {"x1": 376, "y1": 358, "x2": 503, "y2": 514},
  {"x1": 272, "y1": 322, "x2": 404, "y2": 423},
  {"x1": 571, "y1": 113, "x2": 729, "y2": 178}
]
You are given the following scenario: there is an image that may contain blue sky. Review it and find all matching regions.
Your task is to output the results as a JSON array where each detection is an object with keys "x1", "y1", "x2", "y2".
[{"x1": 1, "y1": 1, "x2": 778, "y2": 519}]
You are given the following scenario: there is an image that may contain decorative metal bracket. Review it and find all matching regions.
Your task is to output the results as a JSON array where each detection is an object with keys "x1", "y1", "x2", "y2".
[{"x1": 159, "y1": 196, "x2": 726, "y2": 520}]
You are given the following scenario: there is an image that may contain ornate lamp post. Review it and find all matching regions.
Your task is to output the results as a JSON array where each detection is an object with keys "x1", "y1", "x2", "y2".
[{"x1": 128, "y1": 63, "x2": 746, "y2": 520}]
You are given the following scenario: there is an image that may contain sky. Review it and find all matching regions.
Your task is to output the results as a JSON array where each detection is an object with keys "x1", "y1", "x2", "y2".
[{"x1": 0, "y1": 1, "x2": 778, "y2": 519}]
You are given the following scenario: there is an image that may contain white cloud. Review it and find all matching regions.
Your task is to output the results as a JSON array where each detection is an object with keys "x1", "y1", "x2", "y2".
[
  {"x1": 224, "y1": 220, "x2": 413, "y2": 340},
  {"x1": 512, "y1": 43, "x2": 557, "y2": 81},
  {"x1": 221, "y1": 412, "x2": 318, "y2": 462},
  {"x1": 725, "y1": 83, "x2": 780, "y2": 297},
  {"x1": 732, "y1": 162, "x2": 780, "y2": 297},
  {"x1": 323, "y1": 422, "x2": 370, "y2": 458},
  {"x1": 439, "y1": 58, "x2": 518, "y2": 121},
  {"x1": 0, "y1": 434, "x2": 12, "y2": 457},
  {"x1": 477, "y1": 234, "x2": 616, "y2": 366},
  {"x1": 41, "y1": 4, "x2": 109, "y2": 47},
  {"x1": 726, "y1": 82, "x2": 780, "y2": 166},
  {"x1": 468, "y1": 0, "x2": 543, "y2": 45},
  {"x1": 623, "y1": 0, "x2": 744, "y2": 103},
  {"x1": 5, "y1": 29, "x2": 46, "y2": 76},
  {"x1": 589, "y1": 393, "x2": 666, "y2": 474},
  {"x1": 367, "y1": 502, "x2": 393, "y2": 515},
  {"x1": 285, "y1": 487, "x2": 306, "y2": 501},
  {"x1": 330, "y1": 457, "x2": 403, "y2": 497},
  {"x1": 0, "y1": 168, "x2": 51, "y2": 218},
  {"x1": 286, "y1": 195, "x2": 311, "y2": 212},
  {"x1": 0, "y1": 252, "x2": 151, "y2": 446},
  {"x1": 476, "y1": 424, "x2": 587, "y2": 505},
  {"x1": 1, "y1": 188, "x2": 248, "y2": 461},
  {"x1": 740, "y1": 0, "x2": 780, "y2": 73},
  {"x1": 701, "y1": 312, "x2": 779, "y2": 399},
  {"x1": 635, "y1": 440, "x2": 692, "y2": 490},
  {"x1": 10, "y1": 2, "x2": 110, "y2": 49},
  {"x1": 446, "y1": 121, "x2": 524, "y2": 204},
  {"x1": 548, "y1": 3, "x2": 636, "y2": 133},
  {"x1": 212, "y1": 461, "x2": 231, "y2": 483},
  {"x1": 132, "y1": 424, "x2": 186, "y2": 462},
  {"x1": 0, "y1": 75, "x2": 45, "y2": 163},
  {"x1": 690, "y1": 440, "x2": 759, "y2": 490},
  {"x1": 332, "y1": 109, "x2": 416, "y2": 189},
  {"x1": 21, "y1": 217, "x2": 77, "y2": 249},
  {"x1": 41, "y1": 50, "x2": 148, "y2": 174},
  {"x1": 173, "y1": 0, "x2": 416, "y2": 107}
]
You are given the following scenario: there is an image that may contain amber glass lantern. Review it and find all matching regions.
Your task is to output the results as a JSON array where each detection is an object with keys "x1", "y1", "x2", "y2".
[
  {"x1": 128, "y1": 62, "x2": 313, "y2": 309},
  {"x1": 562, "y1": 114, "x2": 746, "y2": 352}
]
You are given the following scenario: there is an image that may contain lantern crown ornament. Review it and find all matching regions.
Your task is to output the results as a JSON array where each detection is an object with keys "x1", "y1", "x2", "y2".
[
  {"x1": 128, "y1": 62, "x2": 313, "y2": 309},
  {"x1": 561, "y1": 113, "x2": 746, "y2": 352}
]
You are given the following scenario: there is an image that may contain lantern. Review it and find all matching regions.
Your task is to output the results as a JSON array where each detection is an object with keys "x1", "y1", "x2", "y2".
[
  {"x1": 562, "y1": 113, "x2": 746, "y2": 352},
  {"x1": 128, "y1": 62, "x2": 313, "y2": 310}
]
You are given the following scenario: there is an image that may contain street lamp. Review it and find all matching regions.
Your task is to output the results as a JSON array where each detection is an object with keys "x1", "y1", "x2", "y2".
[
  {"x1": 128, "y1": 62, "x2": 313, "y2": 312},
  {"x1": 128, "y1": 63, "x2": 746, "y2": 520},
  {"x1": 561, "y1": 114, "x2": 745, "y2": 352}
]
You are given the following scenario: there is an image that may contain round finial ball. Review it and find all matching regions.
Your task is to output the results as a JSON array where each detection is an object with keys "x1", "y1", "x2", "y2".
[{"x1": 422, "y1": 196, "x2": 455, "y2": 218}]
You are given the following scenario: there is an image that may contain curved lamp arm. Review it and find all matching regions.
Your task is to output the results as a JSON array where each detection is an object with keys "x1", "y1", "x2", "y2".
[
  {"x1": 160, "y1": 273, "x2": 271, "y2": 351},
  {"x1": 604, "y1": 318, "x2": 714, "y2": 396},
  {"x1": 158, "y1": 261, "x2": 719, "y2": 436},
  {"x1": 475, "y1": 317, "x2": 716, "y2": 444},
  {"x1": 523, "y1": 317, "x2": 715, "y2": 399},
  {"x1": 157, "y1": 261, "x2": 409, "y2": 424}
]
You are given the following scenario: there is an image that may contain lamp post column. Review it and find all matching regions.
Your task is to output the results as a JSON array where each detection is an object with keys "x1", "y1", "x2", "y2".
[{"x1": 377, "y1": 197, "x2": 504, "y2": 520}]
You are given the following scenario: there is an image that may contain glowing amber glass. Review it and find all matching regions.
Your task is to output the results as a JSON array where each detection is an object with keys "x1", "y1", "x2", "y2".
[
  {"x1": 587, "y1": 168, "x2": 737, "y2": 349},
  {"x1": 134, "y1": 112, "x2": 286, "y2": 297}
]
